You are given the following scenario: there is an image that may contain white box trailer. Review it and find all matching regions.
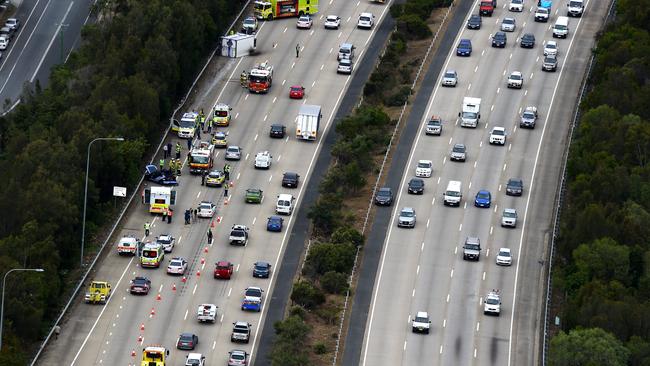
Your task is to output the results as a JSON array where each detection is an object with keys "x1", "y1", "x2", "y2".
[
  {"x1": 220, "y1": 33, "x2": 257, "y2": 58},
  {"x1": 459, "y1": 97, "x2": 481, "y2": 128},
  {"x1": 296, "y1": 105, "x2": 322, "y2": 141}
]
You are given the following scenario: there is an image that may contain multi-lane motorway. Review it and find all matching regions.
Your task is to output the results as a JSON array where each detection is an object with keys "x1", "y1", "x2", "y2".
[
  {"x1": 36, "y1": 1, "x2": 391, "y2": 365},
  {"x1": 358, "y1": 1, "x2": 609, "y2": 365}
]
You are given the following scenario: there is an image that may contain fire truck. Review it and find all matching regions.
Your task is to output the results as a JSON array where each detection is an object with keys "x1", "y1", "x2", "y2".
[
  {"x1": 254, "y1": 0, "x2": 319, "y2": 20},
  {"x1": 248, "y1": 62, "x2": 273, "y2": 93},
  {"x1": 189, "y1": 141, "x2": 214, "y2": 174},
  {"x1": 141, "y1": 345, "x2": 169, "y2": 366}
]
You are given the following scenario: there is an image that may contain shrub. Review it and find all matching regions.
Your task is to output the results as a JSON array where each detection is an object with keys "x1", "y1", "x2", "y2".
[
  {"x1": 316, "y1": 304, "x2": 340, "y2": 325},
  {"x1": 397, "y1": 13, "x2": 432, "y2": 40},
  {"x1": 314, "y1": 342, "x2": 328, "y2": 354},
  {"x1": 306, "y1": 242, "x2": 357, "y2": 275},
  {"x1": 340, "y1": 161, "x2": 367, "y2": 193},
  {"x1": 291, "y1": 281, "x2": 325, "y2": 309},
  {"x1": 289, "y1": 305, "x2": 307, "y2": 319},
  {"x1": 385, "y1": 85, "x2": 411, "y2": 106},
  {"x1": 331, "y1": 226, "x2": 365, "y2": 247},
  {"x1": 321, "y1": 271, "x2": 349, "y2": 294},
  {"x1": 307, "y1": 194, "x2": 343, "y2": 236}
]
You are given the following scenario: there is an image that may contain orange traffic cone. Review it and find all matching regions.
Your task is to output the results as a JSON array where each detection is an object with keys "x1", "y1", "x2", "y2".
[
  {"x1": 156, "y1": 293, "x2": 161, "y2": 301},
  {"x1": 204, "y1": 246, "x2": 209, "y2": 253},
  {"x1": 181, "y1": 276, "x2": 187, "y2": 283},
  {"x1": 150, "y1": 307, "x2": 156, "y2": 316},
  {"x1": 131, "y1": 350, "x2": 136, "y2": 357},
  {"x1": 140, "y1": 323, "x2": 145, "y2": 331},
  {"x1": 172, "y1": 283, "x2": 176, "y2": 291},
  {"x1": 211, "y1": 219, "x2": 216, "y2": 227},
  {"x1": 137, "y1": 335, "x2": 143, "y2": 343},
  {"x1": 224, "y1": 199, "x2": 228, "y2": 205},
  {"x1": 200, "y1": 258, "x2": 205, "y2": 264},
  {"x1": 196, "y1": 270, "x2": 201, "y2": 277}
]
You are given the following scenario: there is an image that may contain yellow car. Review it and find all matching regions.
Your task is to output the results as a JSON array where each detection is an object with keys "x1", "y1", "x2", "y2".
[
  {"x1": 212, "y1": 131, "x2": 228, "y2": 148},
  {"x1": 206, "y1": 170, "x2": 225, "y2": 187}
]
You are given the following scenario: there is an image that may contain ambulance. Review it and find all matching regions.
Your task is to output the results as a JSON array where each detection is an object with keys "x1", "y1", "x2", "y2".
[
  {"x1": 143, "y1": 186, "x2": 176, "y2": 214},
  {"x1": 140, "y1": 243, "x2": 164, "y2": 268},
  {"x1": 212, "y1": 103, "x2": 232, "y2": 126}
]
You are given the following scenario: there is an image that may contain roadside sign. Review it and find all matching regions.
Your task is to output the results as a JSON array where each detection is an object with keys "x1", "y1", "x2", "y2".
[{"x1": 113, "y1": 186, "x2": 127, "y2": 197}]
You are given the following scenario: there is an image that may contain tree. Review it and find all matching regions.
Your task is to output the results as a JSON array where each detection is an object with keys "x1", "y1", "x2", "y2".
[
  {"x1": 573, "y1": 237, "x2": 630, "y2": 284},
  {"x1": 307, "y1": 194, "x2": 343, "y2": 236},
  {"x1": 290, "y1": 281, "x2": 325, "y2": 309},
  {"x1": 331, "y1": 226, "x2": 365, "y2": 247},
  {"x1": 305, "y1": 242, "x2": 357, "y2": 275},
  {"x1": 549, "y1": 327, "x2": 629, "y2": 366},
  {"x1": 321, "y1": 271, "x2": 349, "y2": 294}
]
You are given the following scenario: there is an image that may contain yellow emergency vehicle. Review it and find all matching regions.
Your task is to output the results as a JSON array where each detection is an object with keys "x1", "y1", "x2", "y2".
[
  {"x1": 140, "y1": 243, "x2": 164, "y2": 268},
  {"x1": 212, "y1": 103, "x2": 232, "y2": 127},
  {"x1": 141, "y1": 345, "x2": 169, "y2": 366},
  {"x1": 254, "y1": 0, "x2": 318, "y2": 20}
]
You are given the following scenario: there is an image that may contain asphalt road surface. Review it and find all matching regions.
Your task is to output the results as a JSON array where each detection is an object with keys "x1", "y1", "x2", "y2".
[
  {"x1": 35, "y1": 1, "x2": 393, "y2": 365},
  {"x1": 355, "y1": 1, "x2": 610, "y2": 366}
]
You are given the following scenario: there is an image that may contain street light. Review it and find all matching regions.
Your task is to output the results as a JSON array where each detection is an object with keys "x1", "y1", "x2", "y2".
[
  {"x1": 81, "y1": 137, "x2": 125, "y2": 267},
  {"x1": 0, "y1": 268, "x2": 45, "y2": 350}
]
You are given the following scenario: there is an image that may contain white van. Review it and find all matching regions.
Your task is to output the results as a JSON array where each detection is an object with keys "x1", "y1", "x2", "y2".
[
  {"x1": 276, "y1": 194, "x2": 295, "y2": 215},
  {"x1": 443, "y1": 180, "x2": 462, "y2": 206},
  {"x1": 553, "y1": 16, "x2": 569, "y2": 38}
]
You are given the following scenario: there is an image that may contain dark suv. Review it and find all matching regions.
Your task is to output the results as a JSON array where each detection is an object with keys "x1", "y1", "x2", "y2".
[
  {"x1": 467, "y1": 14, "x2": 481, "y2": 29},
  {"x1": 520, "y1": 33, "x2": 535, "y2": 48},
  {"x1": 506, "y1": 178, "x2": 523, "y2": 196},
  {"x1": 269, "y1": 123, "x2": 286, "y2": 138},
  {"x1": 374, "y1": 187, "x2": 394, "y2": 206},
  {"x1": 463, "y1": 237, "x2": 481, "y2": 261},
  {"x1": 281, "y1": 172, "x2": 300, "y2": 188},
  {"x1": 492, "y1": 32, "x2": 507, "y2": 48}
]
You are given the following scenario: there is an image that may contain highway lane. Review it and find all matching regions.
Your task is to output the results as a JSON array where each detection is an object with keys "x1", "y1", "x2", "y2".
[
  {"x1": 360, "y1": 1, "x2": 609, "y2": 366},
  {"x1": 0, "y1": 0, "x2": 93, "y2": 112},
  {"x1": 35, "y1": 1, "x2": 393, "y2": 365}
]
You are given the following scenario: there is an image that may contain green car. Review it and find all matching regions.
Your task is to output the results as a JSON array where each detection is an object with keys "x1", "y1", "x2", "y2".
[{"x1": 245, "y1": 188, "x2": 263, "y2": 203}]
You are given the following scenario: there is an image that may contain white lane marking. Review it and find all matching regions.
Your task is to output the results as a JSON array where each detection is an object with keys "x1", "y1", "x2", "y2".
[
  {"x1": 421, "y1": 242, "x2": 425, "y2": 251},
  {"x1": 272, "y1": 97, "x2": 277, "y2": 103},
  {"x1": 450, "y1": 269, "x2": 454, "y2": 278},
  {"x1": 412, "y1": 289, "x2": 415, "y2": 297},
  {"x1": 474, "y1": 348, "x2": 478, "y2": 358},
  {"x1": 278, "y1": 155, "x2": 282, "y2": 162},
  {"x1": 212, "y1": 340, "x2": 216, "y2": 350},
  {"x1": 158, "y1": 284, "x2": 163, "y2": 292},
  {"x1": 252, "y1": 217, "x2": 257, "y2": 226},
  {"x1": 264, "y1": 114, "x2": 268, "y2": 121},
  {"x1": 184, "y1": 309, "x2": 189, "y2": 320},
  {"x1": 236, "y1": 264, "x2": 240, "y2": 272},
  {"x1": 443, "y1": 319, "x2": 446, "y2": 328},
  {"x1": 446, "y1": 294, "x2": 450, "y2": 303},
  {"x1": 459, "y1": 223, "x2": 462, "y2": 231},
  {"x1": 476, "y1": 322, "x2": 480, "y2": 332},
  {"x1": 220, "y1": 314, "x2": 224, "y2": 323},
  {"x1": 490, "y1": 226, "x2": 494, "y2": 235},
  {"x1": 227, "y1": 287, "x2": 232, "y2": 297},
  {"x1": 474, "y1": 161, "x2": 477, "y2": 168},
  {"x1": 483, "y1": 271, "x2": 486, "y2": 280},
  {"x1": 503, "y1": 163, "x2": 507, "y2": 171},
  {"x1": 254, "y1": 134, "x2": 258, "y2": 141},
  {"x1": 320, "y1": 64, "x2": 325, "y2": 70},
  {"x1": 268, "y1": 175, "x2": 273, "y2": 182},
  {"x1": 192, "y1": 283, "x2": 198, "y2": 295},
  {"x1": 403, "y1": 341, "x2": 407, "y2": 351},
  {"x1": 282, "y1": 79, "x2": 286, "y2": 85},
  {"x1": 474, "y1": 65, "x2": 478, "y2": 73},
  {"x1": 196, "y1": 191, "x2": 201, "y2": 199},
  {"x1": 440, "y1": 345, "x2": 444, "y2": 354},
  {"x1": 416, "y1": 265, "x2": 420, "y2": 274},
  {"x1": 237, "y1": 172, "x2": 241, "y2": 180}
]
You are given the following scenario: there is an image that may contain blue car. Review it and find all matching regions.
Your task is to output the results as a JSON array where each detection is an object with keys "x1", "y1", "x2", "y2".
[
  {"x1": 253, "y1": 261, "x2": 271, "y2": 278},
  {"x1": 144, "y1": 165, "x2": 179, "y2": 186},
  {"x1": 538, "y1": 0, "x2": 552, "y2": 9},
  {"x1": 267, "y1": 216, "x2": 284, "y2": 232},
  {"x1": 474, "y1": 190, "x2": 492, "y2": 208},
  {"x1": 456, "y1": 39, "x2": 472, "y2": 56},
  {"x1": 241, "y1": 287, "x2": 263, "y2": 312}
]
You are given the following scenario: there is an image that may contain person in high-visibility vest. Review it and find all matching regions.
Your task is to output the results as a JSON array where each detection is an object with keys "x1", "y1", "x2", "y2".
[
  {"x1": 144, "y1": 222, "x2": 150, "y2": 237},
  {"x1": 159, "y1": 158, "x2": 165, "y2": 171},
  {"x1": 175, "y1": 142, "x2": 181, "y2": 159}
]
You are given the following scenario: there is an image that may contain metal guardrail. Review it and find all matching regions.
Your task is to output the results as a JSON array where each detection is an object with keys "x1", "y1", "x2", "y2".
[{"x1": 540, "y1": 1, "x2": 617, "y2": 364}]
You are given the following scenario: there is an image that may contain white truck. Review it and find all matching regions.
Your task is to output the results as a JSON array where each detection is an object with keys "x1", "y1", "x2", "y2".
[
  {"x1": 296, "y1": 104, "x2": 322, "y2": 141},
  {"x1": 459, "y1": 97, "x2": 481, "y2": 128},
  {"x1": 197, "y1": 304, "x2": 217, "y2": 323},
  {"x1": 143, "y1": 186, "x2": 176, "y2": 214},
  {"x1": 567, "y1": 0, "x2": 584, "y2": 17}
]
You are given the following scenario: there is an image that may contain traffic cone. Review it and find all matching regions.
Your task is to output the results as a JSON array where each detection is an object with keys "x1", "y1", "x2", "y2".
[
  {"x1": 204, "y1": 246, "x2": 209, "y2": 253},
  {"x1": 131, "y1": 350, "x2": 136, "y2": 357},
  {"x1": 140, "y1": 323, "x2": 145, "y2": 331},
  {"x1": 150, "y1": 307, "x2": 156, "y2": 316},
  {"x1": 211, "y1": 219, "x2": 216, "y2": 227},
  {"x1": 156, "y1": 293, "x2": 161, "y2": 301},
  {"x1": 181, "y1": 276, "x2": 187, "y2": 283},
  {"x1": 224, "y1": 199, "x2": 228, "y2": 205},
  {"x1": 172, "y1": 283, "x2": 176, "y2": 291},
  {"x1": 137, "y1": 335, "x2": 143, "y2": 343},
  {"x1": 230, "y1": 181, "x2": 234, "y2": 187},
  {"x1": 197, "y1": 270, "x2": 201, "y2": 277}
]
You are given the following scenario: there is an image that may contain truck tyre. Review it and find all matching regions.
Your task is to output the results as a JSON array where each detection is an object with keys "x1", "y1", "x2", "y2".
[
  {"x1": 267, "y1": 14, "x2": 273, "y2": 21},
  {"x1": 299, "y1": 11, "x2": 304, "y2": 16}
]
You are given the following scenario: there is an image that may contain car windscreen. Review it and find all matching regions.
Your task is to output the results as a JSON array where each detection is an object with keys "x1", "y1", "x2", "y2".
[
  {"x1": 191, "y1": 155, "x2": 209, "y2": 164},
  {"x1": 486, "y1": 298, "x2": 499, "y2": 305},
  {"x1": 401, "y1": 211, "x2": 414, "y2": 217},
  {"x1": 414, "y1": 317, "x2": 428, "y2": 323},
  {"x1": 179, "y1": 119, "x2": 195, "y2": 128},
  {"x1": 245, "y1": 289, "x2": 262, "y2": 297},
  {"x1": 255, "y1": 264, "x2": 268, "y2": 271},
  {"x1": 446, "y1": 191, "x2": 461, "y2": 197},
  {"x1": 417, "y1": 162, "x2": 430, "y2": 168}
]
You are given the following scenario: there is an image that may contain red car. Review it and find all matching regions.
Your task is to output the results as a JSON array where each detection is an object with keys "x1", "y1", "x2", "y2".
[
  {"x1": 289, "y1": 85, "x2": 305, "y2": 99},
  {"x1": 214, "y1": 261, "x2": 234, "y2": 279}
]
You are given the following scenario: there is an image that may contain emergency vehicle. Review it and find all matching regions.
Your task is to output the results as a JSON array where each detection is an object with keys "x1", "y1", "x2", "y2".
[
  {"x1": 143, "y1": 186, "x2": 176, "y2": 214},
  {"x1": 141, "y1": 345, "x2": 169, "y2": 366},
  {"x1": 172, "y1": 112, "x2": 198, "y2": 138},
  {"x1": 248, "y1": 62, "x2": 273, "y2": 93},
  {"x1": 117, "y1": 235, "x2": 140, "y2": 256},
  {"x1": 140, "y1": 243, "x2": 165, "y2": 268},
  {"x1": 189, "y1": 141, "x2": 214, "y2": 174},
  {"x1": 254, "y1": 0, "x2": 319, "y2": 20},
  {"x1": 212, "y1": 103, "x2": 232, "y2": 126}
]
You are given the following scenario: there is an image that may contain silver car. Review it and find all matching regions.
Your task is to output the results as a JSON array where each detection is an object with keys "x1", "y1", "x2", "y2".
[
  {"x1": 337, "y1": 59, "x2": 353, "y2": 74},
  {"x1": 450, "y1": 143, "x2": 466, "y2": 162},
  {"x1": 496, "y1": 248, "x2": 513, "y2": 266},
  {"x1": 397, "y1": 207, "x2": 416, "y2": 228},
  {"x1": 501, "y1": 17, "x2": 516, "y2": 32},
  {"x1": 441, "y1": 70, "x2": 458, "y2": 87},
  {"x1": 501, "y1": 208, "x2": 518, "y2": 228},
  {"x1": 225, "y1": 146, "x2": 241, "y2": 160}
]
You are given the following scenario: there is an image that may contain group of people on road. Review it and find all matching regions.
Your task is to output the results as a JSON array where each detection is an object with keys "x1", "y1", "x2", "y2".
[{"x1": 184, "y1": 208, "x2": 198, "y2": 225}]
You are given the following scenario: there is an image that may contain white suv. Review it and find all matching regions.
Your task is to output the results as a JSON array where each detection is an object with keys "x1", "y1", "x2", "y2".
[
  {"x1": 254, "y1": 151, "x2": 272, "y2": 169},
  {"x1": 489, "y1": 127, "x2": 507, "y2": 145},
  {"x1": 509, "y1": 0, "x2": 523, "y2": 11},
  {"x1": 484, "y1": 291, "x2": 502, "y2": 315},
  {"x1": 357, "y1": 12, "x2": 374, "y2": 29},
  {"x1": 415, "y1": 160, "x2": 433, "y2": 177},
  {"x1": 544, "y1": 40, "x2": 558, "y2": 56},
  {"x1": 0, "y1": 35, "x2": 9, "y2": 50},
  {"x1": 411, "y1": 311, "x2": 431, "y2": 334}
]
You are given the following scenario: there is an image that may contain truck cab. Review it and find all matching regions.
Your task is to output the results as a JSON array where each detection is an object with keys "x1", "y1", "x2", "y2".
[
  {"x1": 479, "y1": 0, "x2": 497, "y2": 15},
  {"x1": 141, "y1": 345, "x2": 169, "y2": 366},
  {"x1": 140, "y1": 243, "x2": 164, "y2": 268},
  {"x1": 189, "y1": 142, "x2": 214, "y2": 174},
  {"x1": 85, "y1": 281, "x2": 112, "y2": 304},
  {"x1": 459, "y1": 97, "x2": 481, "y2": 128}
]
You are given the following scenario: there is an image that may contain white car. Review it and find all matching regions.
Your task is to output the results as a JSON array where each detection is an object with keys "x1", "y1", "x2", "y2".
[
  {"x1": 501, "y1": 208, "x2": 518, "y2": 227},
  {"x1": 357, "y1": 12, "x2": 374, "y2": 29},
  {"x1": 337, "y1": 58, "x2": 353, "y2": 74},
  {"x1": 411, "y1": 311, "x2": 431, "y2": 334},
  {"x1": 324, "y1": 15, "x2": 341, "y2": 29},
  {"x1": 197, "y1": 304, "x2": 217, "y2": 323},
  {"x1": 496, "y1": 248, "x2": 513, "y2": 266},
  {"x1": 296, "y1": 15, "x2": 313, "y2": 29},
  {"x1": 543, "y1": 40, "x2": 558, "y2": 56},
  {"x1": 415, "y1": 160, "x2": 433, "y2": 177},
  {"x1": 156, "y1": 234, "x2": 175, "y2": 253},
  {"x1": 0, "y1": 36, "x2": 9, "y2": 50},
  {"x1": 535, "y1": 7, "x2": 550, "y2": 22},
  {"x1": 254, "y1": 151, "x2": 272, "y2": 169},
  {"x1": 197, "y1": 201, "x2": 216, "y2": 218},
  {"x1": 501, "y1": 17, "x2": 516, "y2": 32},
  {"x1": 225, "y1": 146, "x2": 242, "y2": 160},
  {"x1": 242, "y1": 16, "x2": 258, "y2": 33},
  {"x1": 509, "y1": 0, "x2": 524, "y2": 11},
  {"x1": 5, "y1": 18, "x2": 20, "y2": 30},
  {"x1": 489, "y1": 127, "x2": 507, "y2": 145},
  {"x1": 441, "y1": 70, "x2": 458, "y2": 87},
  {"x1": 185, "y1": 352, "x2": 206, "y2": 366},
  {"x1": 507, "y1": 71, "x2": 523, "y2": 89},
  {"x1": 484, "y1": 290, "x2": 502, "y2": 315},
  {"x1": 167, "y1": 257, "x2": 188, "y2": 275}
]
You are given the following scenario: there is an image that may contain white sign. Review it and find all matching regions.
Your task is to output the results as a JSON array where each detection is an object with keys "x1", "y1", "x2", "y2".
[{"x1": 113, "y1": 186, "x2": 127, "y2": 197}]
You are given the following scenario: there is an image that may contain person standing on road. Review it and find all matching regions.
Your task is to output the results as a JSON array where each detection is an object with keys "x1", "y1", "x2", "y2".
[
  {"x1": 296, "y1": 43, "x2": 300, "y2": 58},
  {"x1": 162, "y1": 208, "x2": 168, "y2": 222},
  {"x1": 168, "y1": 208, "x2": 173, "y2": 224},
  {"x1": 224, "y1": 182, "x2": 229, "y2": 197},
  {"x1": 207, "y1": 228, "x2": 213, "y2": 245},
  {"x1": 187, "y1": 138, "x2": 192, "y2": 151},
  {"x1": 159, "y1": 158, "x2": 165, "y2": 171},
  {"x1": 175, "y1": 142, "x2": 181, "y2": 159},
  {"x1": 193, "y1": 208, "x2": 198, "y2": 221},
  {"x1": 54, "y1": 325, "x2": 61, "y2": 340},
  {"x1": 201, "y1": 171, "x2": 206, "y2": 186},
  {"x1": 167, "y1": 142, "x2": 173, "y2": 157},
  {"x1": 224, "y1": 164, "x2": 231, "y2": 180},
  {"x1": 144, "y1": 222, "x2": 151, "y2": 237},
  {"x1": 163, "y1": 144, "x2": 169, "y2": 159}
]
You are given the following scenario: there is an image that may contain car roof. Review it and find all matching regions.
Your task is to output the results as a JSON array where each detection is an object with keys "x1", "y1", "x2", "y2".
[
  {"x1": 478, "y1": 189, "x2": 490, "y2": 194},
  {"x1": 284, "y1": 171, "x2": 298, "y2": 177},
  {"x1": 418, "y1": 159, "x2": 432, "y2": 164},
  {"x1": 460, "y1": 38, "x2": 471, "y2": 43},
  {"x1": 180, "y1": 332, "x2": 195, "y2": 337},
  {"x1": 327, "y1": 15, "x2": 339, "y2": 19},
  {"x1": 499, "y1": 248, "x2": 511, "y2": 253},
  {"x1": 378, "y1": 187, "x2": 392, "y2": 192},
  {"x1": 416, "y1": 311, "x2": 429, "y2": 318},
  {"x1": 492, "y1": 126, "x2": 506, "y2": 131},
  {"x1": 217, "y1": 260, "x2": 231, "y2": 266},
  {"x1": 504, "y1": 208, "x2": 517, "y2": 213},
  {"x1": 255, "y1": 261, "x2": 270, "y2": 266},
  {"x1": 402, "y1": 207, "x2": 415, "y2": 212}
]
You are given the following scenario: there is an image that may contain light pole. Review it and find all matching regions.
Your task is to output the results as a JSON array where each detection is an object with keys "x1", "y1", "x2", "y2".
[
  {"x1": 55, "y1": 23, "x2": 69, "y2": 63},
  {"x1": 81, "y1": 137, "x2": 125, "y2": 267},
  {"x1": 1, "y1": 268, "x2": 44, "y2": 350}
]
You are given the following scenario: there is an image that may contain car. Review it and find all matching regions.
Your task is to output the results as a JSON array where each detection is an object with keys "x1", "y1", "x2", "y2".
[
  {"x1": 501, "y1": 17, "x2": 516, "y2": 32},
  {"x1": 450, "y1": 143, "x2": 467, "y2": 162},
  {"x1": 397, "y1": 207, "x2": 416, "y2": 228},
  {"x1": 324, "y1": 15, "x2": 341, "y2": 29},
  {"x1": 212, "y1": 131, "x2": 228, "y2": 147},
  {"x1": 492, "y1": 32, "x2": 507, "y2": 48},
  {"x1": 337, "y1": 58, "x2": 353, "y2": 74},
  {"x1": 520, "y1": 106, "x2": 538, "y2": 128},
  {"x1": 205, "y1": 170, "x2": 225, "y2": 186},
  {"x1": 544, "y1": 40, "x2": 558, "y2": 56},
  {"x1": 411, "y1": 311, "x2": 431, "y2": 334},
  {"x1": 167, "y1": 257, "x2": 188, "y2": 275},
  {"x1": 116, "y1": 235, "x2": 140, "y2": 256},
  {"x1": 129, "y1": 276, "x2": 151, "y2": 295},
  {"x1": 357, "y1": 12, "x2": 374, "y2": 29},
  {"x1": 254, "y1": 151, "x2": 272, "y2": 169},
  {"x1": 467, "y1": 14, "x2": 482, "y2": 29},
  {"x1": 542, "y1": 54, "x2": 558, "y2": 71},
  {"x1": 456, "y1": 39, "x2": 472, "y2": 56},
  {"x1": 338, "y1": 43, "x2": 355, "y2": 61},
  {"x1": 501, "y1": 208, "x2": 518, "y2": 227},
  {"x1": 474, "y1": 190, "x2": 492, "y2": 208},
  {"x1": 144, "y1": 165, "x2": 178, "y2": 185},
  {"x1": 463, "y1": 236, "x2": 481, "y2": 261},
  {"x1": 289, "y1": 85, "x2": 305, "y2": 99},
  {"x1": 185, "y1": 352, "x2": 206, "y2": 366},
  {"x1": 507, "y1": 71, "x2": 523, "y2": 89},
  {"x1": 489, "y1": 126, "x2": 507, "y2": 145},
  {"x1": 177, "y1": 332, "x2": 199, "y2": 350},
  {"x1": 281, "y1": 172, "x2": 300, "y2": 188},
  {"x1": 374, "y1": 187, "x2": 394, "y2": 206},
  {"x1": 225, "y1": 146, "x2": 242, "y2": 160},
  {"x1": 5, "y1": 18, "x2": 19, "y2": 30},
  {"x1": 228, "y1": 350, "x2": 249, "y2": 366},
  {"x1": 197, "y1": 201, "x2": 216, "y2": 218},
  {"x1": 253, "y1": 261, "x2": 272, "y2": 278},
  {"x1": 509, "y1": 0, "x2": 524, "y2": 11},
  {"x1": 535, "y1": 7, "x2": 550, "y2": 21},
  {"x1": 231, "y1": 321, "x2": 252, "y2": 343},
  {"x1": 408, "y1": 178, "x2": 425, "y2": 195},
  {"x1": 245, "y1": 188, "x2": 263, "y2": 203},
  {"x1": 156, "y1": 234, "x2": 175, "y2": 253},
  {"x1": 242, "y1": 16, "x2": 258, "y2": 33},
  {"x1": 415, "y1": 160, "x2": 433, "y2": 178},
  {"x1": 269, "y1": 123, "x2": 286, "y2": 138},
  {"x1": 241, "y1": 286, "x2": 264, "y2": 312},
  {"x1": 229, "y1": 225, "x2": 249, "y2": 246},
  {"x1": 197, "y1": 304, "x2": 217, "y2": 323},
  {"x1": 267, "y1": 216, "x2": 284, "y2": 232},
  {"x1": 506, "y1": 178, "x2": 524, "y2": 196},
  {"x1": 426, "y1": 116, "x2": 442, "y2": 135},
  {"x1": 441, "y1": 70, "x2": 458, "y2": 87},
  {"x1": 0, "y1": 26, "x2": 13, "y2": 40},
  {"x1": 484, "y1": 290, "x2": 502, "y2": 315},
  {"x1": 496, "y1": 248, "x2": 513, "y2": 266},
  {"x1": 520, "y1": 33, "x2": 536, "y2": 48},
  {"x1": 296, "y1": 15, "x2": 313, "y2": 29},
  {"x1": 214, "y1": 261, "x2": 234, "y2": 279}
]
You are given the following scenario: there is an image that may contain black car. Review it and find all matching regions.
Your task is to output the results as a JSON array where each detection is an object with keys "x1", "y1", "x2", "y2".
[
  {"x1": 144, "y1": 165, "x2": 178, "y2": 185},
  {"x1": 281, "y1": 172, "x2": 300, "y2": 188},
  {"x1": 520, "y1": 33, "x2": 535, "y2": 48},
  {"x1": 253, "y1": 261, "x2": 271, "y2": 278},
  {"x1": 176, "y1": 332, "x2": 199, "y2": 350},
  {"x1": 269, "y1": 123, "x2": 286, "y2": 138},
  {"x1": 374, "y1": 187, "x2": 394, "y2": 206},
  {"x1": 506, "y1": 178, "x2": 524, "y2": 196},
  {"x1": 492, "y1": 32, "x2": 507, "y2": 48},
  {"x1": 542, "y1": 55, "x2": 557, "y2": 71},
  {"x1": 408, "y1": 178, "x2": 425, "y2": 195},
  {"x1": 467, "y1": 14, "x2": 481, "y2": 29}
]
